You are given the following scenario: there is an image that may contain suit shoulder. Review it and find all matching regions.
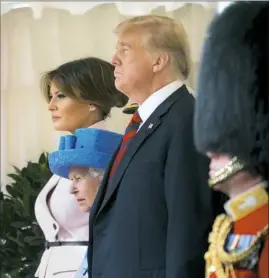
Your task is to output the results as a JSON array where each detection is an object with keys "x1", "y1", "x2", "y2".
[
  {"x1": 167, "y1": 91, "x2": 195, "y2": 128},
  {"x1": 171, "y1": 89, "x2": 195, "y2": 113}
]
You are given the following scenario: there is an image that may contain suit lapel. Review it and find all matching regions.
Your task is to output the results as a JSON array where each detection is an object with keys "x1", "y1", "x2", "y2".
[
  {"x1": 95, "y1": 85, "x2": 189, "y2": 217},
  {"x1": 97, "y1": 117, "x2": 162, "y2": 215},
  {"x1": 89, "y1": 144, "x2": 120, "y2": 221}
]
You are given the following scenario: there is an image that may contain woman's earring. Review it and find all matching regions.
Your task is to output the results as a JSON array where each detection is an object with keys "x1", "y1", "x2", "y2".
[{"x1": 89, "y1": 105, "x2": 96, "y2": 112}]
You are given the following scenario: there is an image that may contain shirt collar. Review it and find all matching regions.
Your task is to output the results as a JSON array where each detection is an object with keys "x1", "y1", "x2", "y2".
[{"x1": 138, "y1": 80, "x2": 183, "y2": 124}]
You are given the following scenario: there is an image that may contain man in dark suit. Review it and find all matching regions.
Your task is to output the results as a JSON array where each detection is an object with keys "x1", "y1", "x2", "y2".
[{"x1": 87, "y1": 15, "x2": 220, "y2": 278}]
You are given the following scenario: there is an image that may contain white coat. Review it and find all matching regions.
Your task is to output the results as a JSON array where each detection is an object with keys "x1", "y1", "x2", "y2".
[{"x1": 34, "y1": 175, "x2": 89, "y2": 277}]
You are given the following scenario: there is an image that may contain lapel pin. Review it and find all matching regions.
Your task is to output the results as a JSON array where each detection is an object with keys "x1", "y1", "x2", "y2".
[{"x1": 148, "y1": 123, "x2": 154, "y2": 129}]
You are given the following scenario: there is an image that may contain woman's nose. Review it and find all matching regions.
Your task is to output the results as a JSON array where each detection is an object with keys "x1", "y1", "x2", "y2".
[
  {"x1": 69, "y1": 182, "x2": 78, "y2": 194},
  {"x1": 48, "y1": 98, "x2": 56, "y2": 111}
]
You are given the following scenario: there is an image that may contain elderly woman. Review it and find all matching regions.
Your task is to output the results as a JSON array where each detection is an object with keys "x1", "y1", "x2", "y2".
[
  {"x1": 48, "y1": 127, "x2": 123, "y2": 277},
  {"x1": 34, "y1": 57, "x2": 128, "y2": 277}
]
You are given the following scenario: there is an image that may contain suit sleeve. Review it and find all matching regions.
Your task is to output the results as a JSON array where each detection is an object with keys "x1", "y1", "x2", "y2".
[{"x1": 164, "y1": 113, "x2": 213, "y2": 278}]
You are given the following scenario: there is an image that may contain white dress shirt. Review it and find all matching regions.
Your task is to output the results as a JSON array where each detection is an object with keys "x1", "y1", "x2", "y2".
[{"x1": 138, "y1": 80, "x2": 183, "y2": 129}]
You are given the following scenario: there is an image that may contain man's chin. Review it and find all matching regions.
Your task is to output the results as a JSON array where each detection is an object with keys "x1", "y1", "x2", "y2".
[
  {"x1": 115, "y1": 79, "x2": 122, "y2": 88},
  {"x1": 213, "y1": 182, "x2": 222, "y2": 191},
  {"x1": 115, "y1": 81, "x2": 128, "y2": 95}
]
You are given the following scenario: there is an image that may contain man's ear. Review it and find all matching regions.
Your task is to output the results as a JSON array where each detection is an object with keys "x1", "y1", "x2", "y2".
[{"x1": 152, "y1": 52, "x2": 170, "y2": 73}]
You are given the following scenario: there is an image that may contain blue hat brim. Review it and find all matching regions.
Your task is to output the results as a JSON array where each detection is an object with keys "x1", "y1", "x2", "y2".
[{"x1": 49, "y1": 149, "x2": 112, "y2": 178}]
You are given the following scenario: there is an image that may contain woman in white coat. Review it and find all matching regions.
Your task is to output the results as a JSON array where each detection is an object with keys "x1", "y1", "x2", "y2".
[
  {"x1": 34, "y1": 57, "x2": 128, "y2": 277},
  {"x1": 48, "y1": 128, "x2": 123, "y2": 278}
]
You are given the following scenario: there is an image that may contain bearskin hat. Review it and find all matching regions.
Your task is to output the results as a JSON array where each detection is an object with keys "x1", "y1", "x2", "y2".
[{"x1": 194, "y1": 1, "x2": 269, "y2": 179}]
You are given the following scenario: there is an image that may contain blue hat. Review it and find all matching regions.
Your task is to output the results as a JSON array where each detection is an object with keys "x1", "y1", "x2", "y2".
[{"x1": 49, "y1": 128, "x2": 122, "y2": 178}]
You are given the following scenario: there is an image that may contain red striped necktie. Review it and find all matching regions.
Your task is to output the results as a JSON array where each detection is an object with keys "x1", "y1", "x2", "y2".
[{"x1": 109, "y1": 111, "x2": 142, "y2": 178}]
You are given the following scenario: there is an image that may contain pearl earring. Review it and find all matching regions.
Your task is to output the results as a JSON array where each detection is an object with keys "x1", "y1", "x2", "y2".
[{"x1": 89, "y1": 105, "x2": 96, "y2": 112}]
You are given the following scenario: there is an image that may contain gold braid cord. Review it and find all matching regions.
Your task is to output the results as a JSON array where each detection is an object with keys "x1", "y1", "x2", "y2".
[
  {"x1": 205, "y1": 214, "x2": 269, "y2": 278},
  {"x1": 208, "y1": 157, "x2": 244, "y2": 188}
]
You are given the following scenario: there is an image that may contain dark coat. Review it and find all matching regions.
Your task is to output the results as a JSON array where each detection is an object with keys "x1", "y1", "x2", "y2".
[{"x1": 87, "y1": 85, "x2": 221, "y2": 278}]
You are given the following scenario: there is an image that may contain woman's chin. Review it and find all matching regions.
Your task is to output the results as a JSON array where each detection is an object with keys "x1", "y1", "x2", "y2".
[
  {"x1": 52, "y1": 123, "x2": 66, "y2": 132},
  {"x1": 79, "y1": 204, "x2": 91, "y2": 213}
]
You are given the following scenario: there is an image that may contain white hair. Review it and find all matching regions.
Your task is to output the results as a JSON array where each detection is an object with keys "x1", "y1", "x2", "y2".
[{"x1": 88, "y1": 168, "x2": 105, "y2": 182}]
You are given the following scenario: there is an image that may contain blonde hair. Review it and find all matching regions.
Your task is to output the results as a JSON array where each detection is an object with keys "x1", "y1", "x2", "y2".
[{"x1": 115, "y1": 15, "x2": 191, "y2": 80}]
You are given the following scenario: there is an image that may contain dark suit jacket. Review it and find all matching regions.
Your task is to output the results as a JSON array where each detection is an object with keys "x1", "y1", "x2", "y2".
[{"x1": 87, "y1": 85, "x2": 218, "y2": 278}]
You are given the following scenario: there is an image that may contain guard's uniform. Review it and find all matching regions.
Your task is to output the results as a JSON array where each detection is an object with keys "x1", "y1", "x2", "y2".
[
  {"x1": 205, "y1": 184, "x2": 268, "y2": 278},
  {"x1": 193, "y1": 2, "x2": 269, "y2": 278}
]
